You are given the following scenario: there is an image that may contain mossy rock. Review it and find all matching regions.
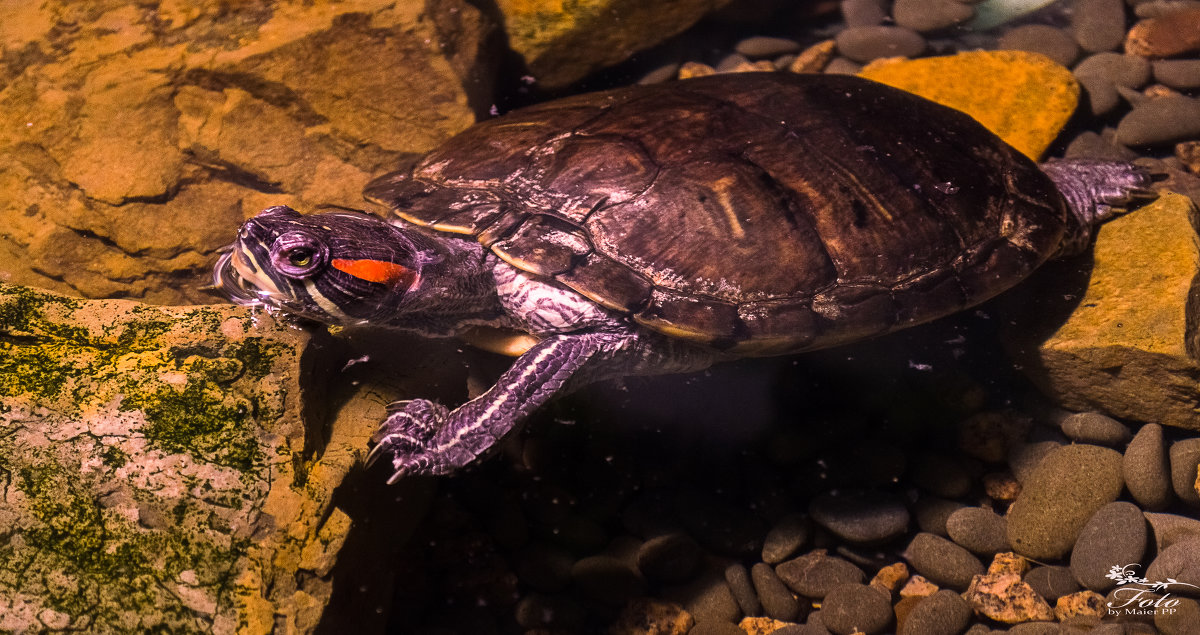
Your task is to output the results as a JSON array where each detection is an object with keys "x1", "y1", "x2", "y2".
[{"x1": 0, "y1": 283, "x2": 372, "y2": 633}]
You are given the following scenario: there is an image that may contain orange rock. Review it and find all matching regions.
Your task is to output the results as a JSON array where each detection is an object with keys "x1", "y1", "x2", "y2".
[
  {"x1": 788, "y1": 39, "x2": 836, "y2": 73},
  {"x1": 963, "y1": 568, "x2": 1055, "y2": 623},
  {"x1": 1054, "y1": 590, "x2": 1106, "y2": 622},
  {"x1": 870, "y1": 562, "x2": 911, "y2": 597},
  {"x1": 858, "y1": 50, "x2": 1078, "y2": 160},
  {"x1": 1125, "y1": 9, "x2": 1200, "y2": 58},
  {"x1": 609, "y1": 598, "x2": 694, "y2": 635}
]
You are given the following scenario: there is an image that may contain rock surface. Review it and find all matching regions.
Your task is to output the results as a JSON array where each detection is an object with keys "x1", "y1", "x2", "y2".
[
  {"x1": 0, "y1": 283, "x2": 377, "y2": 633},
  {"x1": 496, "y1": 0, "x2": 731, "y2": 89},
  {"x1": 0, "y1": 0, "x2": 492, "y2": 304},
  {"x1": 1017, "y1": 193, "x2": 1200, "y2": 431}
]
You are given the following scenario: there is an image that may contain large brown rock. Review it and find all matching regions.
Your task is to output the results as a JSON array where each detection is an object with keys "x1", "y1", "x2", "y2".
[
  {"x1": 1015, "y1": 193, "x2": 1200, "y2": 431},
  {"x1": 0, "y1": 282, "x2": 391, "y2": 633},
  {"x1": 496, "y1": 0, "x2": 731, "y2": 89},
  {"x1": 0, "y1": 0, "x2": 494, "y2": 305}
]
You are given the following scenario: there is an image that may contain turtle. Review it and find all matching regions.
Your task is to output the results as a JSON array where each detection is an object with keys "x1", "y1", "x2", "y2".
[{"x1": 214, "y1": 72, "x2": 1155, "y2": 481}]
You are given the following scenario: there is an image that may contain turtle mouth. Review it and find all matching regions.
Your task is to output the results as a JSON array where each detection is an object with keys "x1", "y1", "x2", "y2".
[{"x1": 213, "y1": 244, "x2": 288, "y2": 308}]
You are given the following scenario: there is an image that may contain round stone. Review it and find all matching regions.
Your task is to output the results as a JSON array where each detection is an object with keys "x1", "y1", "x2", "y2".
[
  {"x1": 915, "y1": 497, "x2": 966, "y2": 536},
  {"x1": 892, "y1": 0, "x2": 975, "y2": 32},
  {"x1": 735, "y1": 36, "x2": 801, "y2": 59},
  {"x1": 821, "y1": 583, "x2": 893, "y2": 634},
  {"x1": 842, "y1": 0, "x2": 889, "y2": 27},
  {"x1": 1006, "y1": 444, "x2": 1124, "y2": 560},
  {"x1": 752, "y1": 562, "x2": 802, "y2": 622},
  {"x1": 1144, "y1": 512, "x2": 1200, "y2": 550},
  {"x1": 1146, "y1": 539, "x2": 1200, "y2": 597},
  {"x1": 1156, "y1": 596, "x2": 1200, "y2": 634},
  {"x1": 762, "y1": 513, "x2": 810, "y2": 564},
  {"x1": 636, "y1": 533, "x2": 702, "y2": 583},
  {"x1": 835, "y1": 26, "x2": 926, "y2": 63},
  {"x1": 1069, "y1": 502, "x2": 1148, "y2": 591},
  {"x1": 687, "y1": 622, "x2": 744, "y2": 635},
  {"x1": 1008, "y1": 441, "x2": 1063, "y2": 484},
  {"x1": 1071, "y1": 0, "x2": 1128, "y2": 52},
  {"x1": 1169, "y1": 438, "x2": 1200, "y2": 506},
  {"x1": 898, "y1": 588, "x2": 971, "y2": 635},
  {"x1": 1060, "y1": 412, "x2": 1132, "y2": 446},
  {"x1": 998, "y1": 24, "x2": 1081, "y2": 67},
  {"x1": 945, "y1": 506, "x2": 1010, "y2": 555},
  {"x1": 1116, "y1": 95, "x2": 1200, "y2": 146},
  {"x1": 1024, "y1": 565, "x2": 1081, "y2": 602},
  {"x1": 1154, "y1": 59, "x2": 1200, "y2": 89},
  {"x1": 903, "y1": 532, "x2": 985, "y2": 591},
  {"x1": 809, "y1": 490, "x2": 910, "y2": 544},
  {"x1": 723, "y1": 563, "x2": 761, "y2": 617},
  {"x1": 1124, "y1": 423, "x2": 1172, "y2": 511},
  {"x1": 775, "y1": 550, "x2": 866, "y2": 599}
]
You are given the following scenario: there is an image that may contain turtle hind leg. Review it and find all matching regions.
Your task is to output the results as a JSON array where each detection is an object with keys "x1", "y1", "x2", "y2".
[{"x1": 1040, "y1": 158, "x2": 1159, "y2": 257}]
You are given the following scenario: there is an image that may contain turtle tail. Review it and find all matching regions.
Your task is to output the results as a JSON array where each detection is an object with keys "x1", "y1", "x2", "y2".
[{"x1": 1040, "y1": 158, "x2": 1159, "y2": 258}]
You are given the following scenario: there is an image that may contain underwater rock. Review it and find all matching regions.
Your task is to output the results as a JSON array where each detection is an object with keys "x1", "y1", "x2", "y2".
[
  {"x1": 0, "y1": 0, "x2": 492, "y2": 304},
  {"x1": 858, "y1": 51, "x2": 1080, "y2": 160},
  {"x1": 0, "y1": 283, "x2": 376, "y2": 633},
  {"x1": 1018, "y1": 193, "x2": 1200, "y2": 431},
  {"x1": 495, "y1": 0, "x2": 731, "y2": 89}
]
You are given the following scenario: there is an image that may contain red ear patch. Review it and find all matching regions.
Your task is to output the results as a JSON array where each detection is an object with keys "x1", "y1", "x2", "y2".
[{"x1": 331, "y1": 258, "x2": 415, "y2": 287}]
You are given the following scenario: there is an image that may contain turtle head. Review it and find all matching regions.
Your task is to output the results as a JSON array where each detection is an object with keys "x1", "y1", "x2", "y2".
[{"x1": 215, "y1": 206, "x2": 428, "y2": 324}]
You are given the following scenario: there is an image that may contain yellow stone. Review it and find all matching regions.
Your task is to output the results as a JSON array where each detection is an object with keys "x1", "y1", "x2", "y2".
[
  {"x1": 1018, "y1": 193, "x2": 1200, "y2": 431},
  {"x1": 859, "y1": 50, "x2": 1079, "y2": 160}
]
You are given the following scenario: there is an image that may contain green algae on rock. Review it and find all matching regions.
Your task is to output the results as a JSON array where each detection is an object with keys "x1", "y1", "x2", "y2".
[{"x1": 0, "y1": 283, "x2": 361, "y2": 633}]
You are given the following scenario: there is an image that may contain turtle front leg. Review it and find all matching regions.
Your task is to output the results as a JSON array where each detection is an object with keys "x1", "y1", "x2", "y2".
[{"x1": 369, "y1": 330, "x2": 638, "y2": 480}]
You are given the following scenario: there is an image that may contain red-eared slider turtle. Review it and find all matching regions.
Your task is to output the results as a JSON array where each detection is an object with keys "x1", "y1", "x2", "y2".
[{"x1": 215, "y1": 73, "x2": 1153, "y2": 480}]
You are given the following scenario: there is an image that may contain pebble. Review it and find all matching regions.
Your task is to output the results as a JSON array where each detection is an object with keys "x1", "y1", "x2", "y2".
[
  {"x1": 1154, "y1": 59, "x2": 1200, "y2": 89},
  {"x1": 715, "y1": 53, "x2": 752, "y2": 73},
  {"x1": 570, "y1": 554, "x2": 646, "y2": 606},
  {"x1": 735, "y1": 36, "x2": 801, "y2": 59},
  {"x1": 639, "y1": 62, "x2": 681, "y2": 84},
  {"x1": 1134, "y1": 0, "x2": 1200, "y2": 18},
  {"x1": 997, "y1": 24, "x2": 1082, "y2": 67},
  {"x1": 1006, "y1": 444, "x2": 1124, "y2": 560},
  {"x1": 637, "y1": 533, "x2": 702, "y2": 583},
  {"x1": 1069, "y1": 502, "x2": 1148, "y2": 591},
  {"x1": 914, "y1": 497, "x2": 965, "y2": 536},
  {"x1": 898, "y1": 589, "x2": 971, "y2": 635},
  {"x1": 1075, "y1": 52, "x2": 1153, "y2": 88},
  {"x1": 1071, "y1": 0, "x2": 1128, "y2": 52},
  {"x1": 1117, "y1": 95, "x2": 1200, "y2": 146},
  {"x1": 892, "y1": 0, "x2": 975, "y2": 32},
  {"x1": 751, "y1": 562, "x2": 802, "y2": 622},
  {"x1": 903, "y1": 532, "x2": 986, "y2": 591},
  {"x1": 808, "y1": 490, "x2": 910, "y2": 544},
  {"x1": 820, "y1": 583, "x2": 893, "y2": 634},
  {"x1": 946, "y1": 507, "x2": 1009, "y2": 555},
  {"x1": 1169, "y1": 437, "x2": 1200, "y2": 505},
  {"x1": 842, "y1": 0, "x2": 888, "y2": 26},
  {"x1": 663, "y1": 572, "x2": 741, "y2": 624},
  {"x1": 1145, "y1": 511, "x2": 1200, "y2": 550},
  {"x1": 762, "y1": 513, "x2": 810, "y2": 564},
  {"x1": 835, "y1": 26, "x2": 926, "y2": 63},
  {"x1": 1125, "y1": 8, "x2": 1200, "y2": 57},
  {"x1": 911, "y1": 452, "x2": 973, "y2": 498},
  {"x1": 1123, "y1": 423, "x2": 1173, "y2": 511},
  {"x1": 1007, "y1": 624, "x2": 1059, "y2": 635},
  {"x1": 1157, "y1": 596, "x2": 1200, "y2": 634},
  {"x1": 724, "y1": 563, "x2": 761, "y2": 617},
  {"x1": 788, "y1": 40, "x2": 836, "y2": 74},
  {"x1": 1060, "y1": 412, "x2": 1132, "y2": 446},
  {"x1": 1024, "y1": 565, "x2": 1081, "y2": 602},
  {"x1": 775, "y1": 550, "x2": 866, "y2": 598},
  {"x1": 822, "y1": 57, "x2": 862, "y2": 75},
  {"x1": 1146, "y1": 538, "x2": 1200, "y2": 596}
]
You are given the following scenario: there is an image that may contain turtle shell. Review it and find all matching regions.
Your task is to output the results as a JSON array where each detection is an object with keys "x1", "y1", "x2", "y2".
[{"x1": 365, "y1": 73, "x2": 1069, "y2": 355}]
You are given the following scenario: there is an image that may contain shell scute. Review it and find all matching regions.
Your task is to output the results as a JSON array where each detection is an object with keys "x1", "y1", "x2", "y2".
[{"x1": 492, "y1": 215, "x2": 592, "y2": 277}]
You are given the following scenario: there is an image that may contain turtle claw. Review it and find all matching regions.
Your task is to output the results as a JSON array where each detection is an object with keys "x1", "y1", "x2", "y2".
[{"x1": 365, "y1": 399, "x2": 450, "y2": 478}]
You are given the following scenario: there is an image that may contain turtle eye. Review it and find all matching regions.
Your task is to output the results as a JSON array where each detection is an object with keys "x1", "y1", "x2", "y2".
[{"x1": 271, "y1": 232, "x2": 326, "y2": 278}]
